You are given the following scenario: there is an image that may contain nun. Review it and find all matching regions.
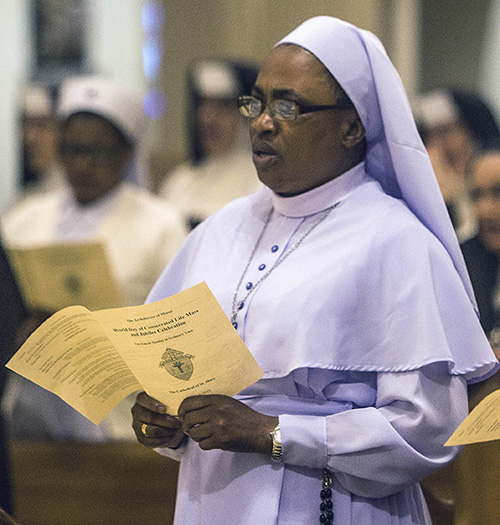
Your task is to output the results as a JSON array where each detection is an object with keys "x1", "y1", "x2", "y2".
[
  {"x1": 158, "y1": 58, "x2": 262, "y2": 229},
  {"x1": 1, "y1": 76, "x2": 187, "y2": 442},
  {"x1": 414, "y1": 88, "x2": 500, "y2": 241},
  {"x1": 18, "y1": 83, "x2": 66, "y2": 195},
  {"x1": 133, "y1": 17, "x2": 498, "y2": 524}
]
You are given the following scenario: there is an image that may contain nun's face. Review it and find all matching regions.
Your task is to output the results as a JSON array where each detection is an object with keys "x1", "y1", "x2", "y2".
[
  {"x1": 197, "y1": 97, "x2": 241, "y2": 157},
  {"x1": 426, "y1": 120, "x2": 473, "y2": 179},
  {"x1": 249, "y1": 45, "x2": 360, "y2": 196},
  {"x1": 23, "y1": 115, "x2": 59, "y2": 173},
  {"x1": 471, "y1": 153, "x2": 500, "y2": 253},
  {"x1": 59, "y1": 114, "x2": 131, "y2": 204}
]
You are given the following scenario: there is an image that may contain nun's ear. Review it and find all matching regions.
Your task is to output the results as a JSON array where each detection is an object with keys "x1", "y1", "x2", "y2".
[{"x1": 342, "y1": 114, "x2": 365, "y2": 149}]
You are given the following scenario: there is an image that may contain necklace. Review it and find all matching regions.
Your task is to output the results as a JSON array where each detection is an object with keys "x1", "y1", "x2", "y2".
[{"x1": 230, "y1": 202, "x2": 339, "y2": 329}]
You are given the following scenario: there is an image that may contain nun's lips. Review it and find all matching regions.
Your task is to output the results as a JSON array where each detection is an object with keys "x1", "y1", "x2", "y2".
[
  {"x1": 252, "y1": 141, "x2": 279, "y2": 168},
  {"x1": 252, "y1": 140, "x2": 277, "y2": 155}
]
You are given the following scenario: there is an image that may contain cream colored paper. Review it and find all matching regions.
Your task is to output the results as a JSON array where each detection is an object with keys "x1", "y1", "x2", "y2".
[
  {"x1": 6, "y1": 282, "x2": 264, "y2": 424},
  {"x1": 7, "y1": 242, "x2": 123, "y2": 311},
  {"x1": 445, "y1": 388, "x2": 500, "y2": 446}
]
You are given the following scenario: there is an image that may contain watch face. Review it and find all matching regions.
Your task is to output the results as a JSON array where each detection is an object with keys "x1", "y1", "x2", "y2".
[{"x1": 271, "y1": 425, "x2": 282, "y2": 462}]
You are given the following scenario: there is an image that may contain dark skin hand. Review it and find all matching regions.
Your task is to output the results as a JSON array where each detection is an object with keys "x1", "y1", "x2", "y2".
[{"x1": 132, "y1": 392, "x2": 278, "y2": 455}]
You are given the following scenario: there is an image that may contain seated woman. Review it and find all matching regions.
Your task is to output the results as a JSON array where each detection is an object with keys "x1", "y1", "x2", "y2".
[
  {"x1": 414, "y1": 88, "x2": 500, "y2": 241},
  {"x1": 158, "y1": 58, "x2": 262, "y2": 229},
  {"x1": 1, "y1": 76, "x2": 188, "y2": 442}
]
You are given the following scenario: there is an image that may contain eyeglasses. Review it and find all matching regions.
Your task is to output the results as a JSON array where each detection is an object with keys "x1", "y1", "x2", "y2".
[
  {"x1": 237, "y1": 95, "x2": 350, "y2": 122},
  {"x1": 470, "y1": 183, "x2": 500, "y2": 202},
  {"x1": 59, "y1": 144, "x2": 124, "y2": 164}
]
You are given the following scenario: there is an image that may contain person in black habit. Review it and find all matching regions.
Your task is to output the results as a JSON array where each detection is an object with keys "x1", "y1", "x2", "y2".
[{"x1": 0, "y1": 234, "x2": 27, "y2": 517}]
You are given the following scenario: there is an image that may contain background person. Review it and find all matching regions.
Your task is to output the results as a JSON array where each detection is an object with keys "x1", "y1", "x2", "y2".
[
  {"x1": 132, "y1": 17, "x2": 498, "y2": 524},
  {"x1": 462, "y1": 149, "x2": 500, "y2": 347},
  {"x1": 414, "y1": 88, "x2": 500, "y2": 241},
  {"x1": 1, "y1": 76, "x2": 187, "y2": 442},
  {"x1": 421, "y1": 149, "x2": 500, "y2": 525},
  {"x1": 158, "y1": 58, "x2": 262, "y2": 230},
  {"x1": 0, "y1": 236, "x2": 27, "y2": 515},
  {"x1": 18, "y1": 84, "x2": 65, "y2": 196}
]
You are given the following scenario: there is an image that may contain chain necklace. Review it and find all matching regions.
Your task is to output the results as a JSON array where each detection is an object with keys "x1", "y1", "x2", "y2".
[{"x1": 230, "y1": 202, "x2": 340, "y2": 329}]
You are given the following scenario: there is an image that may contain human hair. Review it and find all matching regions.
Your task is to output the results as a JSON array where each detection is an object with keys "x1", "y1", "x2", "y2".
[{"x1": 450, "y1": 89, "x2": 500, "y2": 150}]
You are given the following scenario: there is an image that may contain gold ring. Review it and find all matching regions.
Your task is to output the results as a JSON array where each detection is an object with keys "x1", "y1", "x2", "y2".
[{"x1": 141, "y1": 423, "x2": 149, "y2": 437}]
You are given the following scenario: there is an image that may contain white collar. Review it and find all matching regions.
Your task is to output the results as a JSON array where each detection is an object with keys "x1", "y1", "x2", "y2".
[{"x1": 269, "y1": 161, "x2": 368, "y2": 218}]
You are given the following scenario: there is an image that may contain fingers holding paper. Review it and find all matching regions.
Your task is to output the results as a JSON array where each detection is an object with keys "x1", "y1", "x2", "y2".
[
  {"x1": 132, "y1": 392, "x2": 278, "y2": 456},
  {"x1": 178, "y1": 394, "x2": 278, "y2": 455},
  {"x1": 132, "y1": 391, "x2": 186, "y2": 449}
]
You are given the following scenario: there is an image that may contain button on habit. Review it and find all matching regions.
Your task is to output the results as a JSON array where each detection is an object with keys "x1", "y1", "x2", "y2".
[
  {"x1": 246, "y1": 282, "x2": 253, "y2": 290},
  {"x1": 271, "y1": 245, "x2": 279, "y2": 252},
  {"x1": 259, "y1": 263, "x2": 266, "y2": 271}
]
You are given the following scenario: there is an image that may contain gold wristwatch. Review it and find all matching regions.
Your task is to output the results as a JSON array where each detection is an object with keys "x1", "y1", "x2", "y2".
[{"x1": 270, "y1": 424, "x2": 282, "y2": 463}]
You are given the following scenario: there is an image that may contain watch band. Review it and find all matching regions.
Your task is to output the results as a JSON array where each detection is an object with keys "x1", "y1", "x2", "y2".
[{"x1": 270, "y1": 424, "x2": 282, "y2": 462}]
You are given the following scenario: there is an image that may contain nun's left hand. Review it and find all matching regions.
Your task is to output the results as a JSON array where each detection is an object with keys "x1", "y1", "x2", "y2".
[{"x1": 178, "y1": 394, "x2": 278, "y2": 455}]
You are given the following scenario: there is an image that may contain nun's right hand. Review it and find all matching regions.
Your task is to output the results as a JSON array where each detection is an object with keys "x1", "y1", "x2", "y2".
[{"x1": 132, "y1": 391, "x2": 187, "y2": 449}]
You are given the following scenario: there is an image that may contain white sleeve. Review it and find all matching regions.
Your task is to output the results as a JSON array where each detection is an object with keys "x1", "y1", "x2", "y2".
[
  {"x1": 154, "y1": 443, "x2": 185, "y2": 462},
  {"x1": 279, "y1": 364, "x2": 468, "y2": 498}
]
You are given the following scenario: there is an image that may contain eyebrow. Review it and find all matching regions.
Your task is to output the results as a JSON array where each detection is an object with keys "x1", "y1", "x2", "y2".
[{"x1": 251, "y1": 85, "x2": 304, "y2": 102}]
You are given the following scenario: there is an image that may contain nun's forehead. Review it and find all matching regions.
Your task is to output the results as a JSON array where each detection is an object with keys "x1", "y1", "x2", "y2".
[
  {"x1": 62, "y1": 111, "x2": 131, "y2": 146},
  {"x1": 258, "y1": 44, "x2": 341, "y2": 97},
  {"x1": 276, "y1": 18, "x2": 378, "y2": 138},
  {"x1": 278, "y1": 44, "x2": 350, "y2": 95}
]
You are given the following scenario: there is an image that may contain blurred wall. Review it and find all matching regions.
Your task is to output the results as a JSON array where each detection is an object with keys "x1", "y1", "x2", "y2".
[
  {"x1": 420, "y1": 0, "x2": 492, "y2": 93},
  {"x1": 0, "y1": 0, "x2": 146, "y2": 214},
  {"x1": 418, "y1": 0, "x2": 500, "y2": 140},
  {"x1": 481, "y1": 0, "x2": 500, "y2": 118},
  {"x1": 0, "y1": 0, "x2": 32, "y2": 213},
  {"x1": 1, "y1": 0, "x2": 418, "y2": 209},
  {"x1": 5, "y1": 0, "x2": 499, "y2": 210},
  {"x1": 151, "y1": 0, "x2": 391, "y2": 184},
  {"x1": 86, "y1": 0, "x2": 146, "y2": 95}
]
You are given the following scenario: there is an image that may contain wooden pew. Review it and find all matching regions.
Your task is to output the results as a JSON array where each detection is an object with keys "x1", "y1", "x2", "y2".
[
  {"x1": 9, "y1": 440, "x2": 179, "y2": 525},
  {"x1": 422, "y1": 373, "x2": 500, "y2": 524}
]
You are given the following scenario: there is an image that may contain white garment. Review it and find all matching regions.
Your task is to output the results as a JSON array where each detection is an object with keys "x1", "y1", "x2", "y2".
[
  {"x1": 1, "y1": 183, "x2": 187, "y2": 441},
  {"x1": 149, "y1": 163, "x2": 496, "y2": 524},
  {"x1": 145, "y1": 15, "x2": 497, "y2": 523},
  {"x1": 278, "y1": 16, "x2": 478, "y2": 312},
  {"x1": 34, "y1": 164, "x2": 67, "y2": 193},
  {"x1": 159, "y1": 151, "x2": 261, "y2": 227},
  {"x1": 1, "y1": 183, "x2": 187, "y2": 306},
  {"x1": 8, "y1": 164, "x2": 68, "y2": 210},
  {"x1": 450, "y1": 189, "x2": 478, "y2": 242}
]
